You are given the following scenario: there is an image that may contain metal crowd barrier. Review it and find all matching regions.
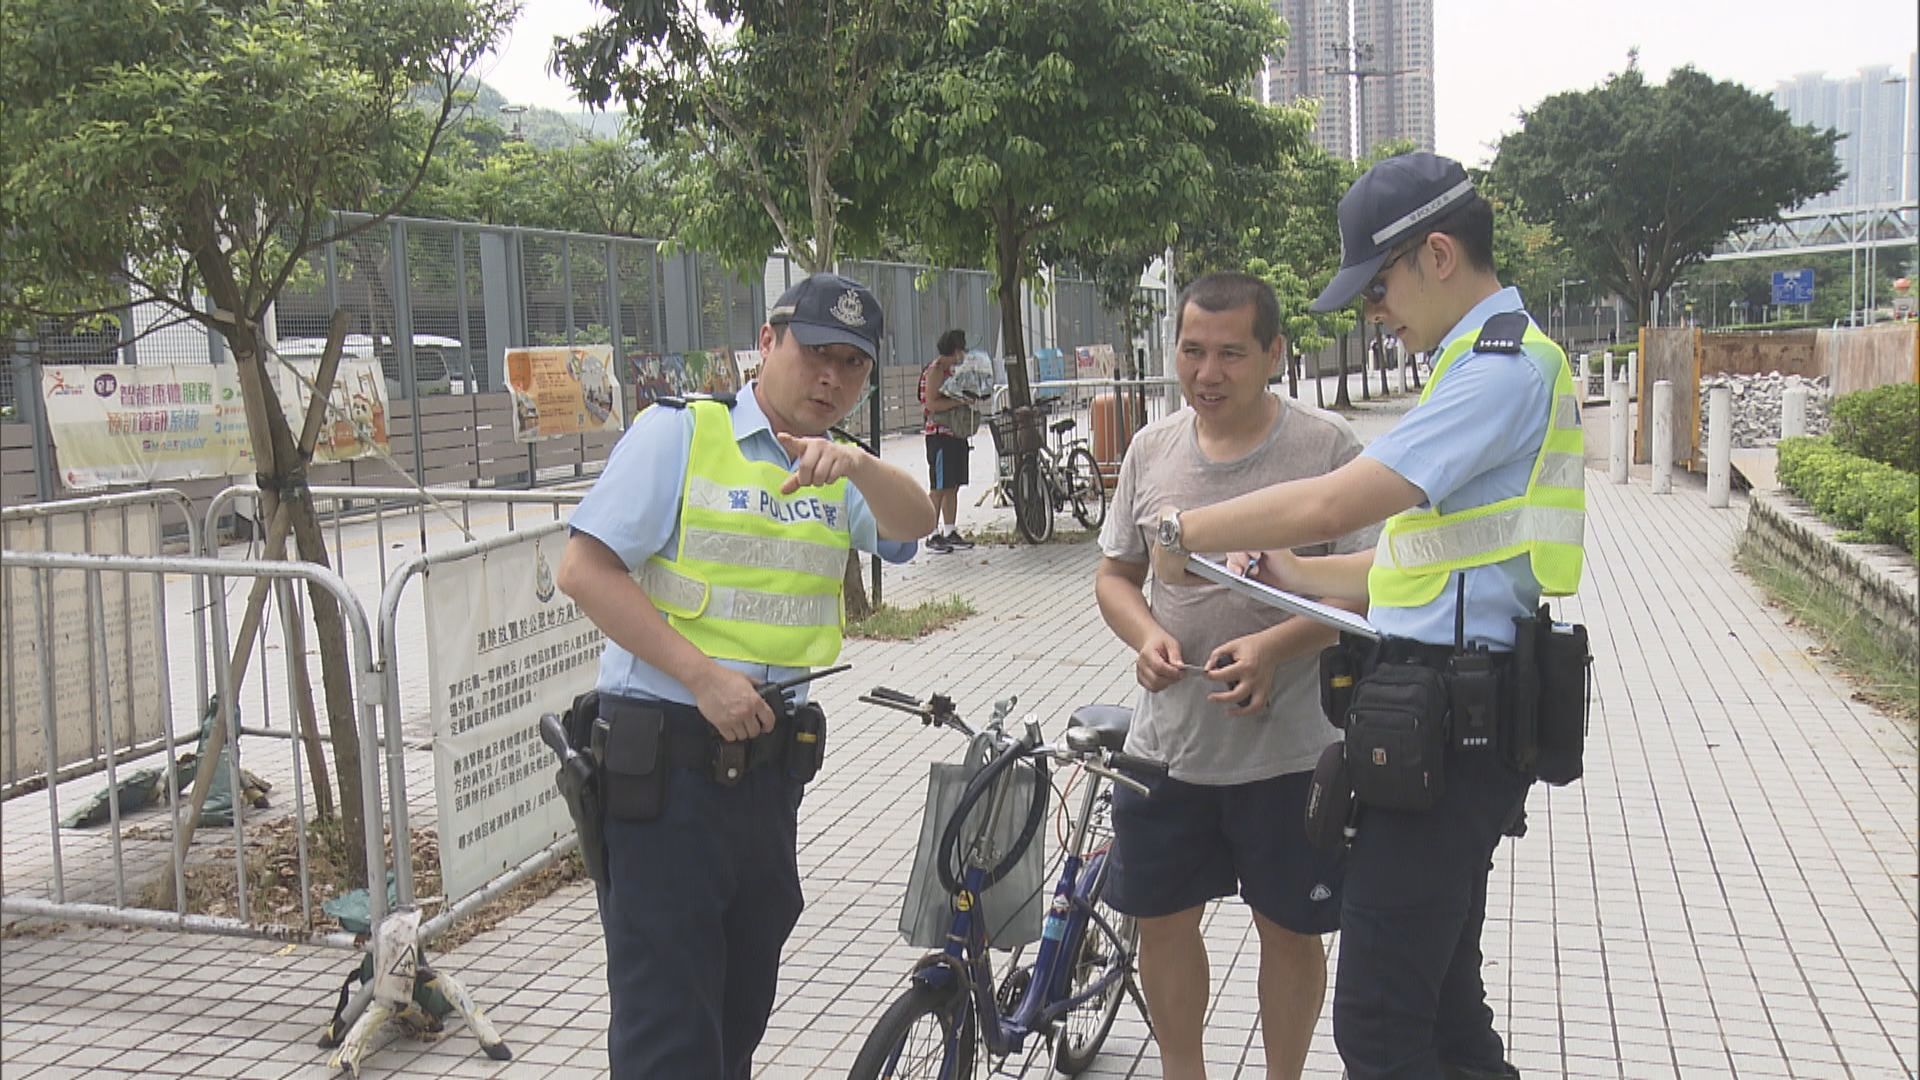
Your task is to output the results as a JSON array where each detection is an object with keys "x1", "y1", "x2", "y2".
[
  {"x1": 2, "y1": 489, "x2": 207, "y2": 797},
  {"x1": 374, "y1": 519, "x2": 583, "y2": 946},
  {"x1": 202, "y1": 483, "x2": 584, "y2": 587},
  {"x1": 0, "y1": 550, "x2": 385, "y2": 947},
  {"x1": 204, "y1": 484, "x2": 590, "y2": 945}
]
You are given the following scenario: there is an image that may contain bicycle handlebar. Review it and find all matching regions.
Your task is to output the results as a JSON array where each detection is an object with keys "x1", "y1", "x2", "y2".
[{"x1": 861, "y1": 685, "x2": 1167, "y2": 795}]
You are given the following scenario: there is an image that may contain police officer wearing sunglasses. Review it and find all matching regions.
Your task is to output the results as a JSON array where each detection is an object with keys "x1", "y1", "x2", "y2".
[{"x1": 1149, "y1": 152, "x2": 1587, "y2": 1080}]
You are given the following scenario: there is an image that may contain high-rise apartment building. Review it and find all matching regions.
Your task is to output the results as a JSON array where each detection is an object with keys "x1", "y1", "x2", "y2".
[
  {"x1": 1351, "y1": 0, "x2": 1435, "y2": 156},
  {"x1": 1774, "y1": 53, "x2": 1919, "y2": 210},
  {"x1": 1263, "y1": 0, "x2": 1434, "y2": 160},
  {"x1": 1263, "y1": 0, "x2": 1353, "y2": 159}
]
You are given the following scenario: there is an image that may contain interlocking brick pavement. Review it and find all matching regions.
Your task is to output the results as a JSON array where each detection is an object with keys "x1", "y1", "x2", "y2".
[{"x1": 4, "y1": 385, "x2": 1915, "y2": 1079}]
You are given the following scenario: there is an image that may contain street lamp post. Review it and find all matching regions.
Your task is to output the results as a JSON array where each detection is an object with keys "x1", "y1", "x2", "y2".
[
  {"x1": 1556, "y1": 276, "x2": 1585, "y2": 345},
  {"x1": 1324, "y1": 41, "x2": 1414, "y2": 161}
]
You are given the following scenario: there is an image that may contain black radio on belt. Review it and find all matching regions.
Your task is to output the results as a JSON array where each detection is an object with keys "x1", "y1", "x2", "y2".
[{"x1": 1447, "y1": 648, "x2": 1499, "y2": 752}]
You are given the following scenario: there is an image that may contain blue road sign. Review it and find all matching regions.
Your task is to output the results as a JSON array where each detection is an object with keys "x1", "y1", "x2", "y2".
[{"x1": 1772, "y1": 269, "x2": 1814, "y2": 305}]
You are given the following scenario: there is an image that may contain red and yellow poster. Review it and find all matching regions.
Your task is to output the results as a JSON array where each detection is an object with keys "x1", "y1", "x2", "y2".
[{"x1": 505, "y1": 345, "x2": 624, "y2": 442}]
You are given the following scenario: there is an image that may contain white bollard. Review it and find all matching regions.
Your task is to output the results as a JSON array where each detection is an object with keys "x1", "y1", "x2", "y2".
[
  {"x1": 1626, "y1": 349, "x2": 1639, "y2": 403},
  {"x1": 1781, "y1": 385, "x2": 1808, "y2": 440},
  {"x1": 1609, "y1": 375, "x2": 1630, "y2": 484},
  {"x1": 1652, "y1": 380, "x2": 1673, "y2": 494},
  {"x1": 1707, "y1": 384, "x2": 1731, "y2": 508},
  {"x1": 1602, "y1": 350, "x2": 1616, "y2": 391}
]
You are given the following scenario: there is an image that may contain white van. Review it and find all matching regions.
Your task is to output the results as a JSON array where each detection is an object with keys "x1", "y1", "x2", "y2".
[{"x1": 275, "y1": 334, "x2": 467, "y2": 398}]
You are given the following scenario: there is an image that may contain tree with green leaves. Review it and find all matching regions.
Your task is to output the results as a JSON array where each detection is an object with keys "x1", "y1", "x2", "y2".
[
  {"x1": 558, "y1": 1, "x2": 940, "y2": 615},
  {"x1": 557, "y1": 0, "x2": 930, "y2": 275},
  {"x1": 1491, "y1": 60, "x2": 1842, "y2": 325},
  {"x1": 406, "y1": 116, "x2": 683, "y2": 237},
  {"x1": 0, "y1": 0, "x2": 514, "y2": 886},
  {"x1": 1243, "y1": 146, "x2": 1359, "y2": 403},
  {"x1": 883, "y1": 0, "x2": 1306, "y2": 407}
]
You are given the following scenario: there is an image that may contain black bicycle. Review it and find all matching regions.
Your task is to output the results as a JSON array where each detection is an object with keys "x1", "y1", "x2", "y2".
[
  {"x1": 987, "y1": 403, "x2": 1108, "y2": 544},
  {"x1": 849, "y1": 687, "x2": 1165, "y2": 1078}
]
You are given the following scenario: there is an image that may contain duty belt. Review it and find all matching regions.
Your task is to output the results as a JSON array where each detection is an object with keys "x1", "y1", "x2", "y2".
[{"x1": 606, "y1": 696, "x2": 787, "y2": 785}]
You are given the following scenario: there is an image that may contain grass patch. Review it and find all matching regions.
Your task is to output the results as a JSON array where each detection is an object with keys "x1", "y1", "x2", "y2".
[
  {"x1": 1735, "y1": 545, "x2": 1919, "y2": 726},
  {"x1": 963, "y1": 526, "x2": 1100, "y2": 547},
  {"x1": 847, "y1": 595, "x2": 976, "y2": 640}
]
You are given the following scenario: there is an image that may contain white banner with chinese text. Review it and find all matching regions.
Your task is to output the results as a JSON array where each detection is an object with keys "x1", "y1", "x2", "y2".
[{"x1": 423, "y1": 527, "x2": 604, "y2": 904}]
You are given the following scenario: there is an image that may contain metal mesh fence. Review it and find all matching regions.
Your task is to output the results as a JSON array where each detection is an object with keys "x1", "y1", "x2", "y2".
[{"x1": 5, "y1": 217, "x2": 1161, "y2": 489}]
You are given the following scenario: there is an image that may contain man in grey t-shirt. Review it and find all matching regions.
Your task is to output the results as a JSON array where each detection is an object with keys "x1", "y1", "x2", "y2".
[{"x1": 1095, "y1": 273, "x2": 1375, "y2": 1080}]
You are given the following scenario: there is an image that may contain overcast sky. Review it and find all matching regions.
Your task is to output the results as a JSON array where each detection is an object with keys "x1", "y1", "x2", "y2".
[{"x1": 478, "y1": 0, "x2": 1919, "y2": 168}]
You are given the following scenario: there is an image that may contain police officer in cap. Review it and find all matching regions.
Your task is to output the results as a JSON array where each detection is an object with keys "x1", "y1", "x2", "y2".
[
  {"x1": 1148, "y1": 152, "x2": 1585, "y2": 1079},
  {"x1": 557, "y1": 272, "x2": 935, "y2": 1078}
]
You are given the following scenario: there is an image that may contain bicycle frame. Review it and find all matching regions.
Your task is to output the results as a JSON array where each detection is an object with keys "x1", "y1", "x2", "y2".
[{"x1": 906, "y1": 752, "x2": 1132, "y2": 1062}]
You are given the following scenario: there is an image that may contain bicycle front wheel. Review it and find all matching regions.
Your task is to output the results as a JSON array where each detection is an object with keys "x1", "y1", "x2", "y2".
[
  {"x1": 849, "y1": 982, "x2": 976, "y2": 1080},
  {"x1": 1064, "y1": 446, "x2": 1107, "y2": 530},
  {"x1": 1012, "y1": 454, "x2": 1054, "y2": 543},
  {"x1": 1052, "y1": 852, "x2": 1137, "y2": 1075}
]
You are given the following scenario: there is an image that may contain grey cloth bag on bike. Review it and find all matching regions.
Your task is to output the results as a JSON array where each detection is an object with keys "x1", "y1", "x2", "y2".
[{"x1": 899, "y1": 731, "x2": 1049, "y2": 950}]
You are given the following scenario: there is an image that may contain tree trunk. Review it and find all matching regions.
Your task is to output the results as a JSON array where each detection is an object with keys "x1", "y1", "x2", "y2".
[
  {"x1": 175, "y1": 311, "x2": 363, "y2": 884},
  {"x1": 1375, "y1": 327, "x2": 1390, "y2": 397},
  {"x1": 1334, "y1": 332, "x2": 1353, "y2": 409},
  {"x1": 1286, "y1": 349, "x2": 1299, "y2": 399},
  {"x1": 183, "y1": 212, "x2": 371, "y2": 887},
  {"x1": 994, "y1": 209, "x2": 1032, "y2": 409}
]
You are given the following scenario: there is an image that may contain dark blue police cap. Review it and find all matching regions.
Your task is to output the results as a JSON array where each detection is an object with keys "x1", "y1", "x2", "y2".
[
  {"x1": 768, "y1": 272, "x2": 884, "y2": 361},
  {"x1": 1311, "y1": 152, "x2": 1477, "y2": 313}
]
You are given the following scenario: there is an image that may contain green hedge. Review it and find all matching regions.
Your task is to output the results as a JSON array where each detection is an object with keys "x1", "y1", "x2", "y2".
[
  {"x1": 1831, "y1": 383, "x2": 1920, "y2": 474},
  {"x1": 1776, "y1": 436, "x2": 1920, "y2": 554}
]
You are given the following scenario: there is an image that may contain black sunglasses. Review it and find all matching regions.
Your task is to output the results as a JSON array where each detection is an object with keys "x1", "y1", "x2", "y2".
[{"x1": 1361, "y1": 244, "x2": 1420, "y2": 304}]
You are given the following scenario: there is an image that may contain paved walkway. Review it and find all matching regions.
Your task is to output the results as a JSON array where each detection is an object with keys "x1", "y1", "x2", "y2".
[{"x1": 3, "y1": 385, "x2": 1916, "y2": 1079}]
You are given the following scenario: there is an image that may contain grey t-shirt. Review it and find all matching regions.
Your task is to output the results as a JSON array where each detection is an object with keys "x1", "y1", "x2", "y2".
[{"x1": 1098, "y1": 397, "x2": 1377, "y2": 785}]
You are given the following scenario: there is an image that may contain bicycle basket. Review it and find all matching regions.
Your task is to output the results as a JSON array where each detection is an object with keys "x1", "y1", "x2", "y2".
[
  {"x1": 985, "y1": 406, "x2": 1047, "y2": 457},
  {"x1": 899, "y1": 731, "x2": 1049, "y2": 949}
]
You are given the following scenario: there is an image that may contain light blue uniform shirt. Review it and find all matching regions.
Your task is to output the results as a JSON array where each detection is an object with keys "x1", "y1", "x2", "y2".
[
  {"x1": 1362, "y1": 286, "x2": 1561, "y2": 650},
  {"x1": 568, "y1": 382, "x2": 916, "y2": 704}
]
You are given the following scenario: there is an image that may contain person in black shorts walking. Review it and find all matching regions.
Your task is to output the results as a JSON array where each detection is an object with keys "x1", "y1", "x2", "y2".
[{"x1": 919, "y1": 329, "x2": 975, "y2": 552}]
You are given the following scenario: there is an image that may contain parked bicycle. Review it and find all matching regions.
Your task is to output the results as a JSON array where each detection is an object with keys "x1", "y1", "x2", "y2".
[
  {"x1": 849, "y1": 686, "x2": 1166, "y2": 1079},
  {"x1": 986, "y1": 402, "x2": 1109, "y2": 544}
]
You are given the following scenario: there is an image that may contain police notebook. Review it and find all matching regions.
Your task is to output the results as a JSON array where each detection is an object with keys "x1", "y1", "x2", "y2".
[{"x1": 1186, "y1": 555, "x2": 1383, "y2": 641}]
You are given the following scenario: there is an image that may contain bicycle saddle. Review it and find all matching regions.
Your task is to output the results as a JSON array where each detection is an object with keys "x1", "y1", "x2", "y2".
[
  {"x1": 1066, "y1": 704, "x2": 1132, "y2": 750},
  {"x1": 1050, "y1": 418, "x2": 1076, "y2": 435}
]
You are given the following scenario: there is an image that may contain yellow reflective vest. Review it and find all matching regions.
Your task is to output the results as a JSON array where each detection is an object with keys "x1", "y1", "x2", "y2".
[
  {"x1": 1368, "y1": 314, "x2": 1585, "y2": 608},
  {"x1": 638, "y1": 401, "x2": 852, "y2": 667}
]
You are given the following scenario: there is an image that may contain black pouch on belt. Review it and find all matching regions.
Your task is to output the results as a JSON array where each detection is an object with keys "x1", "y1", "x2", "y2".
[
  {"x1": 1303, "y1": 742, "x2": 1356, "y2": 851},
  {"x1": 1343, "y1": 661, "x2": 1450, "y2": 811},
  {"x1": 1318, "y1": 636, "x2": 1363, "y2": 730},
  {"x1": 785, "y1": 701, "x2": 827, "y2": 784},
  {"x1": 1533, "y1": 611, "x2": 1592, "y2": 786},
  {"x1": 597, "y1": 702, "x2": 668, "y2": 822}
]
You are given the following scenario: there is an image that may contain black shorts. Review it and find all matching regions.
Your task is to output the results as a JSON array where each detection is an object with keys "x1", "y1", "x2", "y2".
[
  {"x1": 925, "y1": 433, "x2": 970, "y2": 489},
  {"x1": 1106, "y1": 769, "x2": 1343, "y2": 934}
]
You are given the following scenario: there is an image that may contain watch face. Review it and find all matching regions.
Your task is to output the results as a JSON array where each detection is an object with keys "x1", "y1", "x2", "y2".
[{"x1": 1157, "y1": 516, "x2": 1178, "y2": 547}]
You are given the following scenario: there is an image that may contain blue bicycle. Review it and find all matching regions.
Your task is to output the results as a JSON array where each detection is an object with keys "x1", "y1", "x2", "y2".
[{"x1": 850, "y1": 687, "x2": 1167, "y2": 1078}]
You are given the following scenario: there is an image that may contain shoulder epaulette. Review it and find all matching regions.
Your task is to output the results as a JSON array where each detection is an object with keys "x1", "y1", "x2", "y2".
[
  {"x1": 1474, "y1": 312, "x2": 1530, "y2": 353},
  {"x1": 655, "y1": 392, "x2": 737, "y2": 410}
]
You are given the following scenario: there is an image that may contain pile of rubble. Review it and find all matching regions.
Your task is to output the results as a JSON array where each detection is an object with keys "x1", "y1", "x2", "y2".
[{"x1": 1698, "y1": 372, "x2": 1831, "y2": 449}]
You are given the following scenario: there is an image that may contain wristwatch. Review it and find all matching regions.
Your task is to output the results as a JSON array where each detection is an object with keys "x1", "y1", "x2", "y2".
[{"x1": 1154, "y1": 509, "x2": 1187, "y2": 557}]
